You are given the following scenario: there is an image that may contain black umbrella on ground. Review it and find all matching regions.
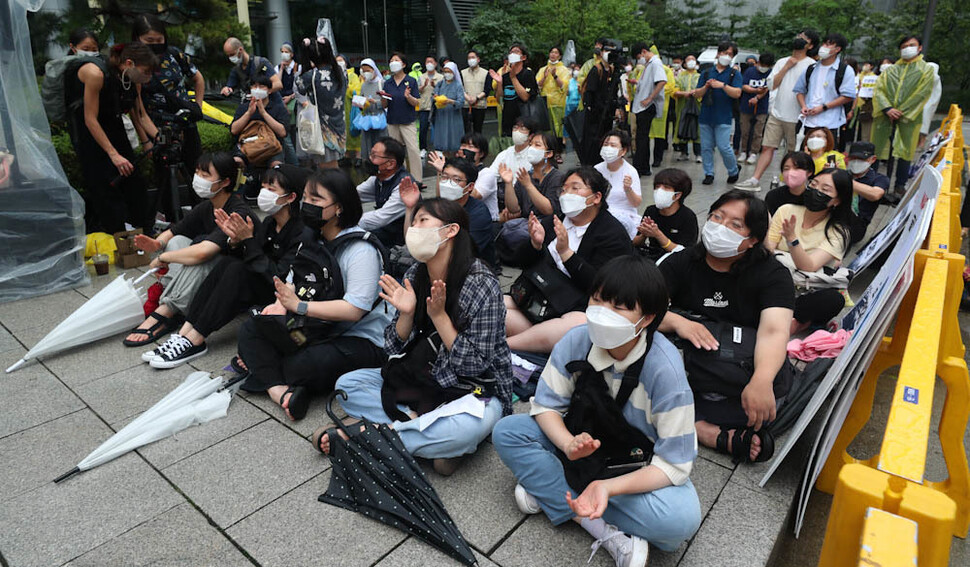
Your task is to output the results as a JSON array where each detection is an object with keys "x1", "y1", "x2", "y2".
[
  {"x1": 318, "y1": 391, "x2": 478, "y2": 566},
  {"x1": 770, "y1": 357, "x2": 835, "y2": 435}
]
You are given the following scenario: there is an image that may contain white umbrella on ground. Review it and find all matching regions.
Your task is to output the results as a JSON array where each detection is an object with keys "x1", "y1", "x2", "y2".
[
  {"x1": 54, "y1": 371, "x2": 247, "y2": 483},
  {"x1": 6, "y1": 269, "x2": 157, "y2": 373}
]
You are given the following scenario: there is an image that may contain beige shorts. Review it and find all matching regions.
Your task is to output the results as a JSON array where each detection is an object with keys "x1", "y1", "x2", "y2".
[{"x1": 762, "y1": 116, "x2": 798, "y2": 151}]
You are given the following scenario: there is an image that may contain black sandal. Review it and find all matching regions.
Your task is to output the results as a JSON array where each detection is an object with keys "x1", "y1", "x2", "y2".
[
  {"x1": 280, "y1": 386, "x2": 309, "y2": 421},
  {"x1": 122, "y1": 312, "x2": 178, "y2": 347},
  {"x1": 229, "y1": 355, "x2": 247, "y2": 374},
  {"x1": 311, "y1": 425, "x2": 337, "y2": 455},
  {"x1": 717, "y1": 426, "x2": 775, "y2": 464}
]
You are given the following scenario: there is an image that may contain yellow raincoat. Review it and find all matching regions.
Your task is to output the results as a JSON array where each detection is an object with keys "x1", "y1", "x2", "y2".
[
  {"x1": 871, "y1": 55, "x2": 935, "y2": 161},
  {"x1": 650, "y1": 64, "x2": 676, "y2": 140},
  {"x1": 673, "y1": 70, "x2": 701, "y2": 145},
  {"x1": 344, "y1": 67, "x2": 362, "y2": 152},
  {"x1": 538, "y1": 61, "x2": 570, "y2": 137}
]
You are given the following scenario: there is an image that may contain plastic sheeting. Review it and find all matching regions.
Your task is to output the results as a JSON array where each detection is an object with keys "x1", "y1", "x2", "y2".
[{"x1": 0, "y1": 0, "x2": 88, "y2": 303}]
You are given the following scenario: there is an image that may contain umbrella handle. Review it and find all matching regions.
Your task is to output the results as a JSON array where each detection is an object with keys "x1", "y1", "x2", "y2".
[
  {"x1": 54, "y1": 467, "x2": 81, "y2": 483},
  {"x1": 133, "y1": 268, "x2": 159, "y2": 285},
  {"x1": 326, "y1": 390, "x2": 353, "y2": 437}
]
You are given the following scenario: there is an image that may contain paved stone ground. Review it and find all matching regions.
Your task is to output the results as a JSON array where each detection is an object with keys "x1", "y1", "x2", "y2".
[{"x1": 2, "y1": 133, "x2": 967, "y2": 567}]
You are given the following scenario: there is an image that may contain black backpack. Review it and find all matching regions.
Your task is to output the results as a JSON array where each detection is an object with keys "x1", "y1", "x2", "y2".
[{"x1": 557, "y1": 350, "x2": 655, "y2": 492}]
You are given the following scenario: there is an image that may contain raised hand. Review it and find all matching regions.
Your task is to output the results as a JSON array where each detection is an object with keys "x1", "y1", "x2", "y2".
[
  {"x1": 498, "y1": 162, "x2": 514, "y2": 186},
  {"x1": 528, "y1": 212, "x2": 545, "y2": 250},
  {"x1": 426, "y1": 279, "x2": 447, "y2": 319},
  {"x1": 399, "y1": 176, "x2": 421, "y2": 209},
  {"x1": 428, "y1": 151, "x2": 446, "y2": 173},
  {"x1": 781, "y1": 215, "x2": 797, "y2": 243},
  {"x1": 552, "y1": 215, "x2": 571, "y2": 257},
  {"x1": 378, "y1": 274, "x2": 417, "y2": 315},
  {"x1": 273, "y1": 276, "x2": 300, "y2": 312}
]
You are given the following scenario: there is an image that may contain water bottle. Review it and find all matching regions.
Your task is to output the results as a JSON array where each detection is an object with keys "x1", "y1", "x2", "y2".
[{"x1": 769, "y1": 175, "x2": 780, "y2": 191}]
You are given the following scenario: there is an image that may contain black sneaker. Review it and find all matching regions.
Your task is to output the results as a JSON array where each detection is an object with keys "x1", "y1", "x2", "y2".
[
  {"x1": 702, "y1": 175, "x2": 715, "y2": 185},
  {"x1": 149, "y1": 335, "x2": 207, "y2": 369},
  {"x1": 727, "y1": 173, "x2": 740, "y2": 183}
]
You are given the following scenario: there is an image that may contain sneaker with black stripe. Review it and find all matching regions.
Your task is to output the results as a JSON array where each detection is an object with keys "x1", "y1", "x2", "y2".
[{"x1": 149, "y1": 335, "x2": 207, "y2": 369}]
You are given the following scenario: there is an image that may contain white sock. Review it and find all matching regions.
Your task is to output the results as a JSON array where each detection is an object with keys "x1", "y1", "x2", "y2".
[{"x1": 580, "y1": 517, "x2": 609, "y2": 540}]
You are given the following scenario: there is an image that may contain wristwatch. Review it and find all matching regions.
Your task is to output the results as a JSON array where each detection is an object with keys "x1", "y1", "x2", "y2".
[
  {"x1": 788, "y1": 238, "x2": 801, "y2": 248},
  {"x1": 296, "y1": 301, "x2": 308, "y2": 316},
  {"x1": 821, "y1": 102, "x2": 829, "y2": 111}
]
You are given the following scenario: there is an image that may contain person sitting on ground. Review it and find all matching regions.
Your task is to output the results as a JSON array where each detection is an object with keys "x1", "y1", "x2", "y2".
[
  {"x1": 764, "y1": 151, "x2": 815, "y2": 216},
  {"x1": 633, "y1": 168, "x2": 698, "y2": 261},
  {"x1": 505, "y1": 167, "x2": 633, "y2": 354},
  {"x1": 766, "y1": 169, "x2": 852, "y2": 334},
  {"x1": 496, "y1": 132, "x2": 565, "y2": 254},
  {"x1": 802, "y1": 128, "x2": 846, "y2": 173},
  {"x1": 143, "y1": 165, "x2": 312, "y2": 368},
  {"x1": 355, "y1": 136, "x2": 416, "y2": 247},
  {"x1": 490, "y1": 116, "x2": 540, "y2": 187},
  {"x1": 593, "y1": 130, "x2": 642, "y2": 238},
  {"x1": 845, "y1": 142, "x2": 888, "y2": 246},
  {"x1": 316, "y1": 198, "x2": 513, "y2": 476},
  {"x1": 123, "y1": 152, "x2": 255, "y2": 347},
  {"x1": 493, "y1": 256, "x2": 701, "y2": 567},
  {"x1": 235, "y1": 169, "x2": 391, "y2": 421},
  {"x1": 230, "y1": 73, "x2": 290, "y2": 168},
  {"x1": 430, "y1": 132, "x2": 500, "y2": 223},
  {"x1": 658, "y1": 190, "x2": 794, "y2": 463}
]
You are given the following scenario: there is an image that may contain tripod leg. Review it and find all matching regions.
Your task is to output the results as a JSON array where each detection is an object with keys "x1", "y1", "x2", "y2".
[{"x1": 169, "y1": 164, "x2": 182, "y2": 222}]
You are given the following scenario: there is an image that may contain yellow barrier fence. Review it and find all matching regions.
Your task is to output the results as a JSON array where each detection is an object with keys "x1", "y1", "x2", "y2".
[{"x1": 816, "y1": 104, "x2": 969, "y2": 567}]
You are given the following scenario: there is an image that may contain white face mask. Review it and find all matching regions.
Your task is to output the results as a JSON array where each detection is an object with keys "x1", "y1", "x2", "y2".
[
  {"x1": 439, "y1": 179, "x2": 467, "y2": 201},
  {"x1": 193, "y1": 174, "x2": 217, "y2": 199},
  {"x1": 281, "y1": 52, "x2": 292, "y2": 63},
  {"x1": 653, "y1": 188, "x2": 676, "y2": 210},
  {"x1": 806, "y1": 137, "x2": 827, "y2": 151},
  {"x1": 701, "y1": 220, "x2": 747, "y2": 258},
  {"x1": 250, "y1": 88, "x2": 268, "y2": 100},
  {"x1": 337, "y1": 60, "x2": 347, "y2": 71},
  {"x1": 756, "y1": 65, "x2": 770, "y2": 73},
  {"x1": 672, "y1": 63, "x2": 682, "y2": 70},
  {"x1": 848, "y1": 160, "x2": 871, "y2": 175},
  {"x1": 511, "y1": 130, "x2": 530, "y2": 146},
  {"x1": 229, "y1": 51, "x2": 242, "y2": 65},
  {"x1": 600, "y1": 146, "x2": 621, "y2": 163},
  {"x1": 467, "y1": 58, "x2": 479, "y2": 68},
  {"x1": 443, "y1": 72, "x2": 454, "y2": 82},
  {"x1": 624, "y1": 66, "x2": 633, "y2": 73},
  {"x1": 362, "y1": 70, "x2": 375, "y2": 81},
  {"x1": 717, "y1": 55, "x2": 732, "y2": 67},
  {"x1": 685, "y1": 60, "x2": 697, "y2": 70},
  {"x1": 507, "y1": 53, "x2": 522, "y2": 64},
  {"x1": 817, "y1": 46, "x2": 833, "y2": 60},
  {"x1": 602, "y1": 51, "x2": 610, "y2": 63},
  {"x1": 76, "y1": 49, "x2": 99, "y2": 57},
  {"x1": 586, "y1": 305, "x2": 645, "y2": 349},
  {"x1": 426, "y1": 62, "x2": 436, "y2": 71},
  {"x1": 524, "y1": 146, "x2": 545, "y2": 165},
  {"x1": 880, "y1": 63, "x2": 892, "y2": 73},
  {"x1": 900, "y1": 46, "x2": 919, "y2": 60},
  {"x1": 389, "y1": 61, "x2": 404, "y2": 73},
  {"x1": 572, "y1": 69, "x2": 580, "y2": 78},
  {"x1": 638, "y1": 57, "x2": 647, "y2": 66},
  {"x1": 405, "y1": 225, "x2": 453, "y2": 262},
  {"x1": 559, "y1": 193, "x2": 590, "y2": 218},
  {"x1": 257, "y1": 188, "x2": 287, "y2": 214}
]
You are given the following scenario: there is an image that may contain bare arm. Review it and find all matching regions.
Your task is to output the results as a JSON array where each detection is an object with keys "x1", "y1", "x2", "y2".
[
  {"x1": 193, "y1": 70, "x2": 205, "y2": 107},
  {"x1": 158, "y1": 240, "x2": 221, "y2": 266},
  {"x1": 78, "y1": 65, "x2": 117, "y2": 157}
]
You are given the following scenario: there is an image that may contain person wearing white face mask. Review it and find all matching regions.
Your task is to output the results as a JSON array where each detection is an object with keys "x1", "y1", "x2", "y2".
[
  {"x1": 145, "y1": 165, "x2": 311, "y2": 369},
  {"x1": 537, "y1": 47, "x2": 571, "y2": 142},
  {"x1": 320, "y1": 198, "x2": 513, "y2": 477},
  {"x1": 489, "y1": 116, "x2": 540, "y2": 183},
  {"x1": 230, "y1": 74, "x2": 290, "y2": 167},
  {"x1": 793, "y1": 33, "x2": 856, "y2": 148},
  {"x1": 432, "y1": 61, "x2": 466, "y2": 156},
  {"x1": 633, "y1": 168, "x2": 698, "y2": 260},
  {"x1": 690, "y1": 41, "x2": 743, "y2": 185},
  {"x1": 67, "y1": 28, "x2": 100, "y2": 58},
  {"x1": 380, "y1": 52, "x2": 423, "y2": 176},
  {"x1": 498, "y1": 43, "x2": 540, "y2": 137},
  {"x1": 658, "y1": 190, "x2": 795, "y2": 464},
  {"x1": 505, "y1": 168, "x2": 632, "y2": 354},
  {"x1": 495, "y1": 133, "x2": 566, "y2": 254},
  {"x1": 628, "y1": 42, "x2": 667, "y2": 177},
  {"x1": 276, "y1": 42, "x2": 303, "y2": 151},
  {"x1": 354, "y1": 59, "x2": 389, "y2": 161},
  {"x1": 417, "y1": 55, "x2": 443, "y2": 155},
  {"x1": 578, "y1": 41, "x2": 622, "y2": 165},
  {"x1": 594, "y1": 129, "x2": 642, "y2": 237},
  {"x1": 494, "y1": 256, "x2": 701, "y2": 567},
  {"x1": 738, "y1": 52, "x2": 776, "y2": 165},
  {"x1": 672, "y1": 55, "x2": 702, "y2": 162},
  {"x1": 844, "y1": 142, "x2": 888, "y2": 245},
  {"x1": 123, "y1": 152, "x2": 256, "y2": 349},
  {"x1": 220, "y1": 37, "x2": 283, "y2": 102},
  {"x1": 801, "y1": 128, "x2": 845, "y2": 172},
  {"x1": 461, "y1": 49, "x2": 490, "y2": 134}
]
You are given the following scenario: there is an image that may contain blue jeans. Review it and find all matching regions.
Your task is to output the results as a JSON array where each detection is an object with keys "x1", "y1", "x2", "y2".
[
  {"x1": 699, "y1": 122, "x2": 739, "y2": 178},
  {"x1": 492, "y1": 414, "x2": 701, "y2": 552},
  {"x1": 334, "y1": 368, "x2": 503, "y2": 459}
]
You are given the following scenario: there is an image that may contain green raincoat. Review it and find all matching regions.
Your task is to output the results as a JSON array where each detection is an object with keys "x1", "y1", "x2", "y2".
[
  {"x1": 344, "y1": 68, "x2": 362, "y2": 152},
  {"x1": 871, "y1": 55, "x2": 935, "y2": 161},
  {"x1": 650, "y1": 64, "x2": 676, "y2": 139},
  {"x1": 673, "y1": 70, "x2": 701, "y2": 145}
]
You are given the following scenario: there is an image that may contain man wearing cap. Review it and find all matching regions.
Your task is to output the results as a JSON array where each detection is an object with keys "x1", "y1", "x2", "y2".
[{"x1": 846, "y1": 141, "x2": 889, "y2": 245}]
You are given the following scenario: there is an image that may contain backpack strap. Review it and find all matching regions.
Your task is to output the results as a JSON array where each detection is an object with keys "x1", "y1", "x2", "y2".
[
  {"x1": 565, "y1": 347, "x2": 646, "y2": 409},
  {"x1": 805, "y1": 61, "x2": 848, "y2": 97}
]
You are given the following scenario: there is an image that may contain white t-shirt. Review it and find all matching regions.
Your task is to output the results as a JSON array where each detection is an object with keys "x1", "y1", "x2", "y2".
[
  {"x1": 473, "y1": 166, "x2": 499, "y2": 221},
  {"x1": 768, "y1": 56, "x2": 814, "y2": 123},
  {"x1": 594, "y1": 160, "x2": 641, "y2": 237}
]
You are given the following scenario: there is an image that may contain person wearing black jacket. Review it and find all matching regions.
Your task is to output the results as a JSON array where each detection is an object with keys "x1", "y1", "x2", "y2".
[
  {"x1": 578, "y1": 42, "x2": 622, "y2": 165},
  {"x1": 505, "y1": 167, "x2": 633, "y2": 353},
  {"x1": 144, "y1": 165, "x2": 311, "y2": 368}
]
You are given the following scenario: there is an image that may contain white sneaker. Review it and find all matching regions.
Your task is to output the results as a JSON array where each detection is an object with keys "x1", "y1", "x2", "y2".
[
  {"x1": 589, "y1": 524, "x2": 649, "y2": 567},
  {"x1": 737, "y1": 152, "x2": 747, "y2": 163},
  {"x1": 141, "y1": 333, "x2": 180, "y2": 362},
  {"x1": 746, "y1": 152, "x2": 759, "y2": 164},
  {"x1": 734, "y1": 177, "x2": 762, "y2": 191},
  {"x1": 149, "y1": 334, "x2": 207, "y2": 369},
  {"x1": 513, "y1": 484, "x2": 542, "y2": 515},
  {"x1": 695, "y1": 156, "x2": 702, "y2": 163},
  {"x1": 420, "y1": 149, "x2": 427, "y2": 160}
]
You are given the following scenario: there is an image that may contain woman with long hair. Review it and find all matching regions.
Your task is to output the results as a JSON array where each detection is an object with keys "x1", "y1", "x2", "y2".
[
  {"x1": 315, "y1": 198, "x2": 513, "y2": 476},
  {"x1": 295, "y1": 36, "x2": 346, "y2": 168},
  {"x1": 766, "y1": 168, "x2": 852, "y2": 333}
]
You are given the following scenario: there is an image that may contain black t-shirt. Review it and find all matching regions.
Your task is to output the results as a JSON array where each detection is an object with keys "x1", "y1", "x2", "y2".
[
  {"x1": 514, "y1": 168, "x2": 565, "y2": 220},
  {"x1": 659, "y1": 249, "x2": 795, "y2": 328},
  {"x1": 764, "y1": 186, "x2": 803, "y2": 216},
  {"x1": 854, "y1": 168, "x2": 890, "y2": 223},
  {"x1": 171, "y1": 193, "x2": 256, "y2": 250},
  {"x1": 501, "y1": 67, "x2": 538, "y2": 135},
  {"x1": 637, "y1": 204, "x2": 698, "y2": 258}
]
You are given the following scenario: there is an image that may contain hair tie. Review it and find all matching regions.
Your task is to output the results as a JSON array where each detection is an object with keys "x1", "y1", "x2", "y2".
[
  {"x1": 303, "y1": 38, "x2": 312, "y2": 47},
  {"x1": 317, "y1": 36, "x2": 328, "y2": 45}
]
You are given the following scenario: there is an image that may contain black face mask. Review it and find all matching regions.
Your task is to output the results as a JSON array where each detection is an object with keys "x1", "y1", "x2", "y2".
[
  {"x1": 148, "y1": 43, "x2": 168, "y2": 56},
  {"x1": 363, "y1": 160, "x2": 379, "y2": 176},
  {"x1": 301, "y1": 202, "x2": 328, "y2": 231},
  {"x1": 803, "y1": 188, "x2": 833, "y2": 212},
  {"x1": 459, "y1": 149, "x2": 476, "y2": 161},
  {"x1": 792, "y1": 38, "x2": 808, "y2": 51}
]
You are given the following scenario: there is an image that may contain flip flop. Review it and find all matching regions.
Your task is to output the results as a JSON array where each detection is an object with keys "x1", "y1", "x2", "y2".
[
  {"x1": 280, "y1": 385, "x2": 309, "y2": 421},
  {"x1": 311, "y1": 425, "x2": 336, "y2": 455},
  {"x1": 122, "y1": 312, "x2": 178, "y2": 347},
  {"x1": 717, "y1": 426, "x2": 775, "y2": 464},
  {"x1": 229, "y1": 355, "x2": 247, "y2": 374}
]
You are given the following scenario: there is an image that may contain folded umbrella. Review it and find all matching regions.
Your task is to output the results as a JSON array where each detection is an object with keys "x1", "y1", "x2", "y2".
[
  {"x1": 318, "y1": 391, "x2": 477, "y2": 566},
  {"x1": 770, "y1": 358, "x2": 835, "y2": 435},
  {"x1": 6, "y1": 269, "x2": 157, "y2": 373}
]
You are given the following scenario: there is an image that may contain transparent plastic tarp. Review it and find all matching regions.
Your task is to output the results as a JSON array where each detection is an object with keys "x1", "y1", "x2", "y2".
[{"x1": 0, "y1": 0, "x2": 88, "y2": 303}]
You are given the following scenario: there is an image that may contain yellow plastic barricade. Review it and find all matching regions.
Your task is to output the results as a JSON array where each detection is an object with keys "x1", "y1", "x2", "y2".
[{"x1": 858, "y1": 507, "x2": 919, "y2": 567}]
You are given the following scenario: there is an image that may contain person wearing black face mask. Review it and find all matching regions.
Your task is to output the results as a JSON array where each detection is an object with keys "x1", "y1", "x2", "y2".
[{"x1": 355, "y1": 137, "x2": 417, "y2": 247}]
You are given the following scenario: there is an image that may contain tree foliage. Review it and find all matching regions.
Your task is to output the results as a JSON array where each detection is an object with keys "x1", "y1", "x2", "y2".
[{"x1": 647, "y1": 0, "x2": 719, "y2": 57}]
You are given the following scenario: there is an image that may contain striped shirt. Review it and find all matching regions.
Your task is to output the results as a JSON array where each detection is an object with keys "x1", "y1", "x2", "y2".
[{"x1": 531, "y1": 326, "x2": 697, "y2": 485}]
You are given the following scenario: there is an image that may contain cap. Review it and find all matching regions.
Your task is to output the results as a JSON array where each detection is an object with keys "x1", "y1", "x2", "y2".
[{"x1": 848, "y1": 141, "x2": 875, "y2": 159}]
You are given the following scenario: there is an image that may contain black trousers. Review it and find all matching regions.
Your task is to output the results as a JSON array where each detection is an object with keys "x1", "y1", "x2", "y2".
[
  {"x1": 794, "y1": 289, "x2": 845, "y2": 327},
  {"x1": 187, "y1": 256, "x2": 275, "y2": 337},
  {"x1": 237, "y1": 318, "x2": 387, "y2": 394},
  {"x1": 633, "y1": 106, "x2": 657, "y2": 174},
  {"x1": 77, "y1": 136, "x2": 152, "y2": 233},
  {"x1": 465, "y1": 107, "x2": 486, "y2": 134}
]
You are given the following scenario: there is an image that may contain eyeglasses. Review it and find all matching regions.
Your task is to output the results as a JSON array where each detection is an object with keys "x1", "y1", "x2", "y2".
[
  {"x1": 369, "y1": 152, "x2": 390, "y2": 161},
  {"x1": 439, "y1": 174, "x2": 467, "y2": 186}
]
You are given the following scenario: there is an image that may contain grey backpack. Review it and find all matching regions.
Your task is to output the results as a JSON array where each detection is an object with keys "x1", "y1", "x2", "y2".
[{"x1": 42, "y1": 55, "x2": 107, "y2": 123}]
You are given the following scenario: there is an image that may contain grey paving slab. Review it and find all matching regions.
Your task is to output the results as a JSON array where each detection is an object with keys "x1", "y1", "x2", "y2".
[
  {"x1": 374, "y1": 536, "x2": 499, "y2": 567},
  {"x1": 185, "y1": 315, "x2": 247, "y2": 374},
  {"x1": 0, "y1": 452, "x2": 183, "y2": 567},
  {"x1": 697, "y1": 443, "x2": 738, "y2": 471},
  {"x1": 228, "y1": 471, "x2": 407, "y2": 567},
  {"x1": 428, "y1": 443, "x2": 524, "y2": 552},
  {"x1": 678, "y1": 481, "x2": 790, "y2": 567},
  {"x1": 133, "y1": 395, "x2": 270, "y2": 470},
  {"x1": 163, "y1": 419, "x2": 327, "y2": 528},
  {"x1": 490, "y1": 514, "x2": 615, "y2": 567},
  {"x1": 0, "y1": 348, "x2": 84, "y2": 439},
  {"x1": 0, "y1": 409, "x2": 105, "y2": 503},
  {"x1": 0, "y1": 288, "x2": 87, "y2": 334},
  {"x1": 728, "y1": 431, "x2": 804, "y2": 499},
  {"x1": 16, "y1": 325, "x2": 153, "y2": 388},
  {"x1": 63, "y1": 502, "x2": 251, "y2": 567},
  {"x1": 0, "y1": 323, "x2": 21, "y2": 353},
  {"x1": 74, "y1": 363, "x2": 197, "y2": 427},
  {"x1": 238, "y1": 387, "x2": 339, "y2": 438}
]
